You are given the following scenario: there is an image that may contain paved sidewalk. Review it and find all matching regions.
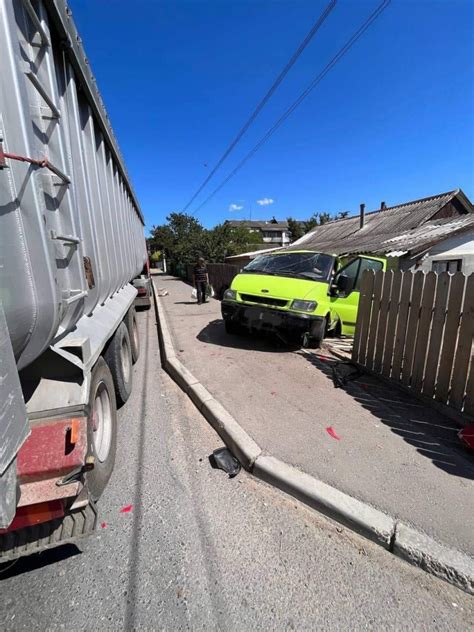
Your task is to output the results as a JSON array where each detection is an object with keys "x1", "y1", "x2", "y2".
[{"x1": 155, "y1": 274, "x2": 474, "y2": 556}]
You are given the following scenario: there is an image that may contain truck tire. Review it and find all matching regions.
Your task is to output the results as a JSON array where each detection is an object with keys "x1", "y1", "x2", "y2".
[
  {"x1": 87, "y1": 358, "x2": 117, "y2": 501},
  {"x1": 125, "y1": 307, "x2": 140, "y2": 363},
  {"x1": 104, "y1": 322, "x2": 133, "y2": 406}
]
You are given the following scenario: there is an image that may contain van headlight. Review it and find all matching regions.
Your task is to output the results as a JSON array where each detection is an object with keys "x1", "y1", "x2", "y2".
[
  {"x1": 224, "y1": 289, "x2": 237, "y2": 300},
  {"x1": 291, "y1": 299, "x2": 317, "y2": 312}
]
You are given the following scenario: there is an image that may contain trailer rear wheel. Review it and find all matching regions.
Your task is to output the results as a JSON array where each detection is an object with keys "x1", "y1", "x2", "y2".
[
  {"x1": 87, "y1": 358, "x2": 117, "y2": 501},
  {"x1": 104, "y1": 322, "x2": 133, "y2": 406},
  {"x1": 125, "y1": 307, "x2": 140, "y2": 363}
]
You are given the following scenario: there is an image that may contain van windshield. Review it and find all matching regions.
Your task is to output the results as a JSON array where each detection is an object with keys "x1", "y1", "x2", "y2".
[{"x1": 243, "y1": 252, "x2": 335, "y2": 281}]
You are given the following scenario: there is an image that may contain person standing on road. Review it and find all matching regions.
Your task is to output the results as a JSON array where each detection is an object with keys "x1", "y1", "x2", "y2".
[{"x1": 193, "y1": 257, "x2": 209, "y2": 304}]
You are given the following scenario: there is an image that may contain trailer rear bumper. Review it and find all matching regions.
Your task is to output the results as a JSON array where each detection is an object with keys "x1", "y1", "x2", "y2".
[{"x1": 0, "y1": 413, "x2": 95, "y2": 562}]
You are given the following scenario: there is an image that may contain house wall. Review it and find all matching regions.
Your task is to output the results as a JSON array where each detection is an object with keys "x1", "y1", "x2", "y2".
[{"x1": 402, "y1": 230, "x2": 474, "y2": 275}]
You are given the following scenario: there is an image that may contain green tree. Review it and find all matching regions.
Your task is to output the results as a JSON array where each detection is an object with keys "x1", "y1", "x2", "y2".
[
  {"x1": 149, "y1": 213, "x2": 204, "y2": 265},
  {"x1": 197, "y1": 223, "x2": 263, "y2": 262},
  {"x1": 286, "y1": 217, "x2": 304, "y2": 242}
]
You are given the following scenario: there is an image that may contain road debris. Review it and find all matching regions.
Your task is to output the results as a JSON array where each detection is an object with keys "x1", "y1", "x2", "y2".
[
  {"x1": 458, "y1": 425, "x2": 474, "y2": 452},
  {"x1": 332, "y1": 361, "x2": 363, "y2": 388},
  {"x1": 119, "y1": 504, "x2": 133, "y2": 514},
  {"x1": 326, "y1": 426, "x2": 341, "y2": 440},
  {"x1": 209, "y1": 447, "x2": 241, "y2": 478}
]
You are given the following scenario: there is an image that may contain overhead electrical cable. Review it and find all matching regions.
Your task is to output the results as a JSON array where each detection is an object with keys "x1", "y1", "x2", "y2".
[
  {"x1": 181, "y1": 0, "x2": 337, "y2": 213},
  {"x1": 191, "y1": 0, "x2": 391, "y2": 215}
]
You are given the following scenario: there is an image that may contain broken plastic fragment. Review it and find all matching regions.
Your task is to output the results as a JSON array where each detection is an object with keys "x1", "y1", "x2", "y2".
[
  {"x1": 326, "y1": 426, "x2": 341, "y2": 440},
  {"x1": 210, "y1": 447, "x2": 241, "y2": 478},
  {"x1": 458, "y1": 425, "x2": 474, "y2": 452},
  {"x1": 119, "y1": 504, "x2": 133, "y2": 513},
  {"x1": 101, "y1": 522, "x2": 107, "y2": 529}
]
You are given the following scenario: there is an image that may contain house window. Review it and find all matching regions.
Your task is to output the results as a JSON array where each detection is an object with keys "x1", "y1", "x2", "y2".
[{"x1": 431, "y1": 259, "x2": 462, "y2": 274}]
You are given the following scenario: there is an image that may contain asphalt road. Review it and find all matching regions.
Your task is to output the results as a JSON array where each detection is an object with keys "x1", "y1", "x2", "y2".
[{"x1": 0, "y1": 308, "x2": 472, "y2": 631}]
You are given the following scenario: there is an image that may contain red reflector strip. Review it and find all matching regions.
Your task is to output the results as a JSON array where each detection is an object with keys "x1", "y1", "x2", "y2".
[{"x1": 0, "y1": 500, "x2": 64, "y2": 534}]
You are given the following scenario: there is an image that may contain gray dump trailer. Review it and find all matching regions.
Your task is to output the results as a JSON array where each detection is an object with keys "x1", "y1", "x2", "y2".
[{"x1": 0, "y1": 0, "x2": 146, "y2": 559}]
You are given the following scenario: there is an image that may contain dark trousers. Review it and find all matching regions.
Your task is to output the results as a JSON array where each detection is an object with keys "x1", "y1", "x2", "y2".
[{"x1": 196, "y1": 281, "x2": 207, "y2": 304}]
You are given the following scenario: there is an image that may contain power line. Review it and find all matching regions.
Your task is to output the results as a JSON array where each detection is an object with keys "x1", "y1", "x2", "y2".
[
  {"x1": 181, "y1": 0, "x2": 337, "y2": 213},
  {"x1": 191, "y1": 0, "x2": 391, "y2": 216}
]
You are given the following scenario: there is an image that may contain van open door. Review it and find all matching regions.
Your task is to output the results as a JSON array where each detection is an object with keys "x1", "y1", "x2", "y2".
[{"x1": 329, "y1": 256, "x2": 385, "y2": 335}]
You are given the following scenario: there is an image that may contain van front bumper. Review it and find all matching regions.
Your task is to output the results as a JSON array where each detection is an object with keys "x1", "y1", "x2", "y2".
[{"x1": 221, "y1": 301, "x2": 324, "y2": 340}]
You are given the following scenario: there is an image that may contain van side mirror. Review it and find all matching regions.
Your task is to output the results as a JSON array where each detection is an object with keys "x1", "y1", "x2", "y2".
[
  {"x1": 336, "y1": 275, "x2": 350, "y2": 292},
  {"x1": 330, "y1": 274, "x2": 350, "y2": 296}
]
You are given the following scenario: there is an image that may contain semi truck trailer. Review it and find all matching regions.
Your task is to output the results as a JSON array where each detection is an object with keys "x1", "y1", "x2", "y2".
[{"x1": 0, "y1": 0, "x2": 146, "y2": 560}]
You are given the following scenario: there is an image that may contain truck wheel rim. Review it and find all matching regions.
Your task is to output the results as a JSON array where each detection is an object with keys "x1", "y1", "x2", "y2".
[
  {"x1": 121, "y1": 336, "x2": 131, "y2": 383},
  {"x1": 93, "y1": 382, "x2": 112, "y2": 463}
]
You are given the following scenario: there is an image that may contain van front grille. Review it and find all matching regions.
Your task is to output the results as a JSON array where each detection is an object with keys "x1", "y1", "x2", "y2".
[{"x1": 239, "y1": 294, "x2": 288, "y2": 308}]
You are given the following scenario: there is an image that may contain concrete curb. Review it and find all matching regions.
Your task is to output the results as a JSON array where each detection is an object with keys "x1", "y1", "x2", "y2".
[
  {"x1": 151, "y1": 276, "x2": 474, "y2": 595},
  {"x1": 393, "y1": 523, "x2": 474, "y2": 595},
  {"x1": 253, "y1": 455, "x2": 395, "y2": 549}
]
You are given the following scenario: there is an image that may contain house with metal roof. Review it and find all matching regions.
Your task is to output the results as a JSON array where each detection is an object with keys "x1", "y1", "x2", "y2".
[{"x1": 288, "y1": 189, "x2": 474, "y2": 275}]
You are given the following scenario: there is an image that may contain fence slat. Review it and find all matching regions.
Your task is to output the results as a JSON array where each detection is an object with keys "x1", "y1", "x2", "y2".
[
  {"x1": 401, "y1": 272, "x2": 425, "y2": 386},
  {"x1": 450, "y1": 274, "x2": 474, "y2": 410},
  {"x1": 391, "y1": 272, "x2": 413, "y2": 381},
  {"x1": 382, "y1": 270, "x2": 402, "y2": 378},
  {"x1": 422, "y1": 272, "x2": 451, "y2": 398},
  {"x1": 365, "y1": 270, "x2": 384, "y2": 370},
  {"x1": 435, "y1": 273, "x2": 466, "y2": 404},
  {"x1": 352, "y1": 270, "x2": 375, "y2": 364},
  {"x1": 464, "y1": 357, "x2": 474, "y2": 416},
  {"x1": 411, "y1": 272, "x2": 437, "y2": 392},
  {"x1": 373, "y1": 271, "x2": 393, "y2": 373}
]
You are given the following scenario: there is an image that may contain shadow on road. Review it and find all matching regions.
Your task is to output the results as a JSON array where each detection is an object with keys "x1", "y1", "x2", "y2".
[
  {"x1": 0, "y1": 544, "x2": 81, "y2": 580},
  {"x1": 196, "y1": 319, "x2": 300, "y2": 353},
  {"x1": 299, "y1": 351, "x2": 474, "y2": 481}
]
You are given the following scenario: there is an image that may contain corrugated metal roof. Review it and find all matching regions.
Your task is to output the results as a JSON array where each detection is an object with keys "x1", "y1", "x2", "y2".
[
  {"x1": 225, "y1": 246, "x2": 283, "y2": 260},
  {"x1": 288, "y1": 190, "x2": 474, "y2": 256}
]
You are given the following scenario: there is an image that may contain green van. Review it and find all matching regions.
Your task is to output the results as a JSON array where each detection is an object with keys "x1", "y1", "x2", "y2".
[{"x1": 221, "y1": 250, "x2": 385, "y2": 347}]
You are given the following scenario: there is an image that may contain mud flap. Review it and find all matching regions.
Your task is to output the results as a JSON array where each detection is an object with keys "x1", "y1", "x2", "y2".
[{"x1": 0, "y1": 501, "x2": 98, "y2": 563}]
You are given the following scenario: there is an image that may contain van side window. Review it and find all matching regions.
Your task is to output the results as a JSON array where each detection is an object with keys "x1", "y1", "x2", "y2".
[{"x1": 355, "y1": 258, "x2": 383, "y2": 290}]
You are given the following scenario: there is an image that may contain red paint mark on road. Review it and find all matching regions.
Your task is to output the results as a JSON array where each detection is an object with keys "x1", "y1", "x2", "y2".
[
  {"x1": 119, "y1": 505, "x2": 133, "y2": 514},
  {"x1": 326, "y1": 427, "x2": 341, "y2": 440},
  {"x1": 101, "y1": 522, "x2": 107, "y2": 529}
]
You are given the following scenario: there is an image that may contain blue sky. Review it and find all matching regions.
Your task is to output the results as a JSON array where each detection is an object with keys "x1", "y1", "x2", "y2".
[{"x1": 70, "y1": 0, "x2": 473, "y2": 233}]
